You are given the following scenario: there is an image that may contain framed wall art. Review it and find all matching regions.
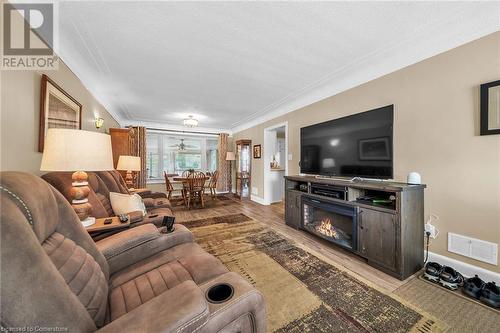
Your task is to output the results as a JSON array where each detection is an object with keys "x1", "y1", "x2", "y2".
[
  {"x1": 480, "y1": 79, "x2": 500, "y2": 136},
  {"x1": 253, "y1": 144, "x2": 261, "y2": 159},
  {"x1": 39, "y1": 74, "x2": 82, "y2": 152}
]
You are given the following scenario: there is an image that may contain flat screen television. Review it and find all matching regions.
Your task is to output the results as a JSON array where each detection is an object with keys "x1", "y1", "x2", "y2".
[{"x1": 300, "y1": 105, "x2": 393, "y2": 179}]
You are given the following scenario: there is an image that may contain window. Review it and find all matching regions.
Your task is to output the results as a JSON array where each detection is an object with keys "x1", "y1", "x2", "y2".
[
  {"x1": 146, "y1": 133, "x2": 218, "y2": 181},
  {"x1": 146, "y1": 134, "x2": 160, "y2": 179},
  {"x1": 206, "y1": 138, "x2": 218, "y2": 173},
  {"x1": 175, "y1": 152, "x2": 201, "y2": 170}
]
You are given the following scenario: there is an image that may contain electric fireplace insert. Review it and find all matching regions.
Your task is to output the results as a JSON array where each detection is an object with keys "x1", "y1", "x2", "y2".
[{"x1": 301, "y1": 196, "x2": 358, "y2": 250}]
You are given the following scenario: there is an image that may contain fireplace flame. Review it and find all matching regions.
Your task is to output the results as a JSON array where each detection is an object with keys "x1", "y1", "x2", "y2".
[{"x1": 315, "y1": 218, "x2": 340, "y2": 239}]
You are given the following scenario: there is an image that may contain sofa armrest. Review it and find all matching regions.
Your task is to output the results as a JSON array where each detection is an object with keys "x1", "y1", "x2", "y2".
[
  {"x1": 132, "y1": 188, "x2": 152, "y2": 195},
  {"x1": 142, "y1": 197, "x2": 154, "y2": 208},
  {"x1": 199, "y1": 272, "x2": 267, "y2": 333},
  {"x1": 144, "y1": 198, "x2": 172, "y2": 210},
  {"x1": 128, "y1": 210, "x2": 145, "y2": 223},
  {"x1": 135, "y1": 188, "x2": 168, "y2": 199},
  {"x1": 96, "y1": 224, "x2": 194, "y2": 275},
  {"x1": 97, "y1": 281, "x2": 209, "y2": 333}
]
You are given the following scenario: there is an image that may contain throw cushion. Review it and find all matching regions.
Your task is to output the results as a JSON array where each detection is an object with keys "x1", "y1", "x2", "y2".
[{"x1": 109, "y1": 192, "x2": 147, "y2": 216}]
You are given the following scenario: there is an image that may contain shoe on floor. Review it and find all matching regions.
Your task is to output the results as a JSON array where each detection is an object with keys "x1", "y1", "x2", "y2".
[
  {"x1": 479, "y1": 282, "x2": 500, "y2": 308},
  {"x1": 462, "y1": 275, "x2": 485, "y2": 299},
  {"x1": 423, "y1": 262, "x2": 442, "y2": 283},
  {"x1": 438, "y1": 266, "x2": 464, "y2": 290}
]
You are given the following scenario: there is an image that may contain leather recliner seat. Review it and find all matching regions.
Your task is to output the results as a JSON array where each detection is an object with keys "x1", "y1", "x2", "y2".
[
  {"x1": 1, "y1": 172, "x2": 266, "y2": 332},
  {"x1": 42, "y1": 171, "x2": 172, "y2": 229},
  {"x1": 94, "y1": 170, "x2": 172, "y2": 208}
]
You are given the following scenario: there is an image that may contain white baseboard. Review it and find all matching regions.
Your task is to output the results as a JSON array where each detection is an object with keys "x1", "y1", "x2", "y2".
[
  {"x1": 428, "y1": 251, "x2": 500, "y2": 284},
  {"x1": 251, "y1": 195, "x2": 269, "y2": 205}
]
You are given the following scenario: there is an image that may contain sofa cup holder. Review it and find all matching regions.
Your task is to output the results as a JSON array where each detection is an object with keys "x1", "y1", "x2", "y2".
[{"x1": 206, "y1": 283, "x2": 234, "y2": 304}]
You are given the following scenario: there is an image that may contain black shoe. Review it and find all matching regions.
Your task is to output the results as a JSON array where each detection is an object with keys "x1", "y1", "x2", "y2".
[
  {"x1": 438, "y1": 266, "x2": 464, "y2": 290},
  {"x1": 462, "y1": 275, "x2": 485, "y2": 299},
  {"x1": 479, "y1": 282, "x2": 500, "y2": 308},
  {"x1": 423, "y1": 262, "x2": 442, "y2": 283}
]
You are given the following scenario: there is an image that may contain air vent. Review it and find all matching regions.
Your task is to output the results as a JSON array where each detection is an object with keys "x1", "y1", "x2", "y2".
[{"x1": 448, "y1": 233, "x2": 498, "y2": 265}]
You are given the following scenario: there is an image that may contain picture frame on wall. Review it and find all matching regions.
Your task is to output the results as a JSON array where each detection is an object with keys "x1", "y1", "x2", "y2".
[
  {"x1": 39, "y1": 74, "x2": 83, "y2": 152},
  {"x1": 480, "y1": 79, "x2": 500, "y2": 136},
  {"x1": 253, "y1": 144, "x2": 261, "y2": 159}
]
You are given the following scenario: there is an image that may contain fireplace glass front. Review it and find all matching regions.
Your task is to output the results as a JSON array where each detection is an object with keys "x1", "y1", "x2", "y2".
[{"x1": 302, "y1": 197, "x2": 357, "y2": 250}]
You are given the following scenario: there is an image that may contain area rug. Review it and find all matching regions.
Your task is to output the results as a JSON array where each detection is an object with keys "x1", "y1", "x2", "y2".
[
  {"x1": 183, "y1": 215, "x2": 448, "y2": 333},
  {"x1": 395, "y1": 277, "x2": 500, "y2": 333},
  {"x1": 182, "y1": 213, "x2": 252, "y2": 228},
  {"x1": 170, "y1": 194, "x2": 235, "y2": 210},
  {"x1": 417, "y1": 274, "x2": 500, "y2": 314}
]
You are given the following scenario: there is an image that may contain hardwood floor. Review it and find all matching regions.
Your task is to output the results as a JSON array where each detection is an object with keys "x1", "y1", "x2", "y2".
[{"x1": 173, "y1": 195, "x2": 408, "y2": 292}]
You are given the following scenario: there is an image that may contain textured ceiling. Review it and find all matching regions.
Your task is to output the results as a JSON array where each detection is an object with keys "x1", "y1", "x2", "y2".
[{"x1": 56, "y1": 1, "x2": 500, "y2": 132}]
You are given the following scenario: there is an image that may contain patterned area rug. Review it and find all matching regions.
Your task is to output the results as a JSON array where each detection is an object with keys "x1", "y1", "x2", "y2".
[
  {"x1": 171, "y1": 195, "x2": 234, "y2": 210},
  {"x1": 183, "y1": 215, "x2": 448, "y2": 333}
]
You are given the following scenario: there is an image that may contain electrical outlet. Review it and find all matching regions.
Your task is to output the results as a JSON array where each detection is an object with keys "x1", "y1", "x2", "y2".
[
  {"x1": 425, "y1": 222, "x2": 437, "y2": 239},
  {"x1": 424, "y1": 214, "x2": 439, "y2": 239}
]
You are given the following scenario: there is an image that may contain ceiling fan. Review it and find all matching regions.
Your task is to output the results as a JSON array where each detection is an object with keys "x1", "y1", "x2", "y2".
[{"x1": 169, "y1": 138, "x2": 197, "y2": 151}]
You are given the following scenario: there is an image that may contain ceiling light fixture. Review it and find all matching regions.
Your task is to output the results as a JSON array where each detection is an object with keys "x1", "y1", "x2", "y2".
[{"x1": 183, "y1": 115, "x2": 198, "y2": 128}]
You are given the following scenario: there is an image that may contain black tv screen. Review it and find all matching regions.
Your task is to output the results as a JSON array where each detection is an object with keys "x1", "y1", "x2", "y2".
[{"x1": 300, "y1": 105, "x2": 393, "y2": 179}]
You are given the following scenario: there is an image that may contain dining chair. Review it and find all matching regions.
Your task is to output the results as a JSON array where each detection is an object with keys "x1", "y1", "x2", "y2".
[
  {"x1": 182, "y1": 170, "x2": 194, "y2": 177},
  {"x1": 186, "y1": 171, "x2": 206, "y2": 209},
  {"x1": 163, "y1": 171, "x2": 174, "y2": 199},
  {"x1": 208, "y1": 170, "x2": 219, "y2": 200},
  {"x1": 180, "y1": 170, "x2": 194, "y2": 206}
]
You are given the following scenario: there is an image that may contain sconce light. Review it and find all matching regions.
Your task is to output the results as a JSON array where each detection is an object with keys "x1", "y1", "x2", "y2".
[{"x1": 94, "y1": 117, "x2": 104, "y2": 129}]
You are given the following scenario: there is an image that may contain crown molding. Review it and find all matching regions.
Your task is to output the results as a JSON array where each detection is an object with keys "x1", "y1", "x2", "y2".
[
  {"x1": 121, "y1": 120, "x2": 232, "y2": 135},
  {"x1": 231, "y1": 11, "x2": 500, "y2": 134}
]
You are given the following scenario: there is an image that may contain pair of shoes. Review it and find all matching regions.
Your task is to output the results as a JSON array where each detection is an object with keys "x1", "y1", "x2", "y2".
[
  {"x1": 463, "y1": 275, "x2": 500, "y2": 308},
  {"x1": 423, "y1": 262, "x2": 464, "y2": 290}
]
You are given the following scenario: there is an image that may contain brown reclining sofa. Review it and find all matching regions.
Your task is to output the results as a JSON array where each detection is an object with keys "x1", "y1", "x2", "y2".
[
  {"x1": 42, "y1": 171, "x2": 173, "y2": 232},
  {"x1": 0, "y1": 172, "x2": 266, "y2": 332}
]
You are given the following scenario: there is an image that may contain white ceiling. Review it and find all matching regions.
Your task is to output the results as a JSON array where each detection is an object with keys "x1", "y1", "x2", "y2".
[{"x1": 55, "y1": 1, "x2": 500, "y2": 133}]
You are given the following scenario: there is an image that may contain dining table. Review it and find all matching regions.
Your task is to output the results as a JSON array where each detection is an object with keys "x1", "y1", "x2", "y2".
[
  {"x1": 172, "y1": 175, "x2": 210, "y2": 183},
  {"x1": 171, "y1": 175, "x2": 212, "y2": 208}
]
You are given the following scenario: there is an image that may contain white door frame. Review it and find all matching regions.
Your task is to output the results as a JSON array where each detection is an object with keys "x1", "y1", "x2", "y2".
[{"x1": 262, "y1": 121, "x2": 288, "y2": 205}]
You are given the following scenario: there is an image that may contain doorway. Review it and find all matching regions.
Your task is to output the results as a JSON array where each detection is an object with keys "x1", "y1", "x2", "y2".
[{"x1": 263, "y1": 122, "x2": 288, "y2": 205}]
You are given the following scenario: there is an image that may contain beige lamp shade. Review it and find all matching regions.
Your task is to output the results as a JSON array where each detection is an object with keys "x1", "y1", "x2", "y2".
[
  {"x1": 40, "y1": 129, "x2": 114, "y2": 171},
  {"x1": 226, "y1": 152, "x2": 236, "y2": 161},
  {"x1": 117, "y1": 155, "x2": 141, "y2": 171}
]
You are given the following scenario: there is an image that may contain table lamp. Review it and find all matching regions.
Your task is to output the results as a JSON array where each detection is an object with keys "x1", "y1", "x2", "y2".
[
  {"x1": 226, "y1": 151, "x2": 236, "y2": 194},
  {"x1": 117, "y1": 155, "x2": 141, "y2": 190},
  {"x1": 40, "y1": 128, "x2": 114, "y2": 227}
]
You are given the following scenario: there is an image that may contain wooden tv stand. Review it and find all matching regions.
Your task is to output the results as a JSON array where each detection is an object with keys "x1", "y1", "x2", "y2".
[{"x1": 284, "y1": 175, "x2": 426, "y2": 280}]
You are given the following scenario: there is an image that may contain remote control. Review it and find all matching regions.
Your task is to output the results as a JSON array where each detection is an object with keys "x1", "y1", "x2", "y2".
[{"x1": 103, "y1": 218, "x2": 112, "y2": 225}]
